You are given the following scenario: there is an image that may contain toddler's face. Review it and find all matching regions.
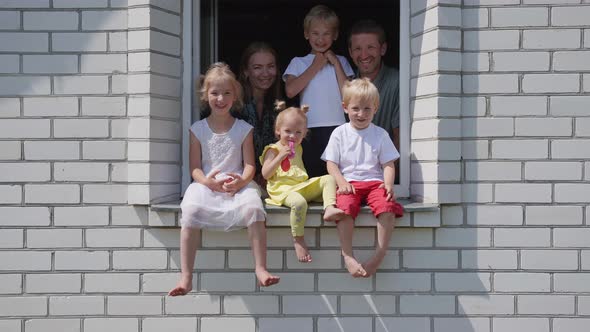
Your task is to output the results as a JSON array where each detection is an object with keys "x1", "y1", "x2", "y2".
[
  {"x1": 305, "y1": 19, "x2": 337, "y2": 54},
  {"x1": 343, "y1": 97, "x2": 377, "y2": 130},
  {"x1": 207, "y1": 80, "x2": 235, "y2": 115},
  {"x1": 276, "y1": 114, "x2": 306, "y2": 147}
]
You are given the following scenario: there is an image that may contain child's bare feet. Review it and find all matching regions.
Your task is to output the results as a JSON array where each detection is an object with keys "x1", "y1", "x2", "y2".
[
  {"x1": 323, "y1": 205, "x2": 345, "y2": 222},
  {"x1": 293, "y1": 236, "x2": 312, "y2": 262},
  {"x1": 362, "y1": 253, "x2": 385, "y2": 277},
  {"x1": 168, "y1": 274, "x2": 192, "y2": 296},
  {"x1": 343, "y1": 255, "x2": 367, "y2": 278},
  {"x1": 255, "y1": 268, "x2": 280, "y2": 287}
]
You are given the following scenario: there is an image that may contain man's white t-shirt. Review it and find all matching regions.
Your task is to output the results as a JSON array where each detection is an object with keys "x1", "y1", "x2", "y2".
[
  {"x1": 321, "y1": 123, "x2": 399, "y2": 182},
  {"x1": 283, "y1": 54, "x2": 354, "y2": 128}
]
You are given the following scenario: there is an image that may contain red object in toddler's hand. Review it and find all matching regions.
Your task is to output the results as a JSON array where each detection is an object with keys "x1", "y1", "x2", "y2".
[
  {"x1": 280, "y1": 141, "x2": 296, "y2": 172},
  {"x1": 280, "y1": 158, "x2": 290, "y2": 172}
]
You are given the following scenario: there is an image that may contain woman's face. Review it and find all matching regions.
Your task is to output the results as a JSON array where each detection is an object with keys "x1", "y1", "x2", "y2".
[{"x1": 245, "y1": 51, "x2": 277, "y2": 94}]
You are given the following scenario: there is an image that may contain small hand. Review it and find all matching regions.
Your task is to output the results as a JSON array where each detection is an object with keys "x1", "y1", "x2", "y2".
[
  {"x1": 312, "y1": 52, "x2": 328, "y2": 68},
  {"x1": 222, "y1": 173, "x2": 244, "y2": 196},
  {"x1": 379, "y1": 183, "x2": 395, "y2": 201},
  {"x1": 337, "y1": 181, "x2": 356, "y2": 195},
  {"x1": 205, "y1": 170, "x2": 226, "y2": 193},
  {"x1": 276, "y1": 143, "x2": 292, "y2": 160},
  {"x1": 324, "y1": 50, "x2": 337, "y2": 65}
]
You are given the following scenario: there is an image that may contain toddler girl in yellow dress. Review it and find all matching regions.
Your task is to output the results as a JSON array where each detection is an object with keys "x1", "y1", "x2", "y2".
[{"x1": 260, "y1": 102, "x2": 344, "y2": 262}]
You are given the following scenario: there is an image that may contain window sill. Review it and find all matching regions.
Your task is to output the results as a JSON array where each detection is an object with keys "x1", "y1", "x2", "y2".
[{"x1": 149, "y1": 199, "x2": 441, "y2": 228}]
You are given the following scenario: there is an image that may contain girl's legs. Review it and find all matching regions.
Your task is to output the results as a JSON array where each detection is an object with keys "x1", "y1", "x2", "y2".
[
  {"x1": 363, "y1": 212, "x2": 395, "y2": 277},
  {"x1": 336, "y1": 215, "x2": 367, "y2": 278},
  {"x1": 248, "y1": 220, "x2": 280, "y2": 286},
  {"x1": 169, "y1": 226, "x2": 200, "y2": 296},
  {"x1": 318, "y1": 175, "x2": 345, "y2": 221},
  {"x1": 283, "y1": 191, "x2": 311, "y2": 262}
]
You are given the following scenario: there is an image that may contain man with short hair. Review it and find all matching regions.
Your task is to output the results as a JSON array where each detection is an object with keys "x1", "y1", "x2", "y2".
[{"x1": 348, "y1": 19, "x2": 400, "y2": 152}]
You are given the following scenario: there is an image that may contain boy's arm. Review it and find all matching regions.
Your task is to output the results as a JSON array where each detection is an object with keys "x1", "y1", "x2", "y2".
[
  {"x1": 381, "y1": 160, "x2": 396, "y2": 201},
  {"x1": 327, "y1": 161, "x2": 355, "y2": 194},
  {"x1": 285, "y1": 54, "x2": 328, "y2": 98},
  {"x1": 325, "y1": 51, "x2": 349, "y2": 92}
]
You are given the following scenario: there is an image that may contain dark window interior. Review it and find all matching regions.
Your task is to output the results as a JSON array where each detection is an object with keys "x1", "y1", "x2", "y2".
[{"x1": 203, "y1": 0, "x2": 400, "y2": 75}]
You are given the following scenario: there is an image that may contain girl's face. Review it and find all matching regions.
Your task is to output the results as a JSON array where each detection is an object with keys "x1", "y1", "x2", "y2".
[
  {"x1": 245, "y1": 51, "x2": 277, "y2": 94},
  {"x1": 305, "y1": 19, "x2": 337, "y2": 54},
  {"x1": 276, "y1": 113, "x2": 306, "y2": 147},
  {"x1": 207, "y1": 79, "x2": 236, "y2": 115}
]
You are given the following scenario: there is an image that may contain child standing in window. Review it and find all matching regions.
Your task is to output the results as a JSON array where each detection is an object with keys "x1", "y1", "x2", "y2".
[
  {"x1": 283, "y1": 4, "x2": 354, "y2": 178},
  {"x1": 169, "y1": 63, "x2": 279, "y2": 296},
  {"x1": 260, "y1": 102, "x2": 344, "y2": 263},
  {"x1": 322, "y1": 78, "x2": 404, "y2": 278}
]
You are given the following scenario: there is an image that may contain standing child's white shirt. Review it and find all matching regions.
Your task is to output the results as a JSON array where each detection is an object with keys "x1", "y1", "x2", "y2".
[
  {"x1": 321, "y1": 122, "x2": 399, "y2": 182},
  {"x1": 283, "y1": 54, "x2": 354, "y2": 128}
]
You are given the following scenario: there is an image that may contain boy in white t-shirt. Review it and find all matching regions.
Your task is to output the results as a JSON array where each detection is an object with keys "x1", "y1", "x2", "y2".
[
  {"x1": 283, "y1": 4, "x2": 354, "y2": 178},
  {"x1": 322, "y1": 78, "x2": 404, "y2": 278}
]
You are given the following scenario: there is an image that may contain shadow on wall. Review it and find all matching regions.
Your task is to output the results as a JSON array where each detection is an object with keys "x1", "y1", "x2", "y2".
[{"x1": 408, "y1": 0, "x2": 497, "y2": 331}]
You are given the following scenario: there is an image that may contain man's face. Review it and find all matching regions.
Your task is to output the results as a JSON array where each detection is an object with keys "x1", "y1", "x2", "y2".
[{"x1": 349, "y1": 33, "x2": 387, "y2": 80}]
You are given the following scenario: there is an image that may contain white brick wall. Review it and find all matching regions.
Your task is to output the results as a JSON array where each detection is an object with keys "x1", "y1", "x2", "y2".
[{"x1": 1, "y1": 1, "x2": 589, "y2": 331}]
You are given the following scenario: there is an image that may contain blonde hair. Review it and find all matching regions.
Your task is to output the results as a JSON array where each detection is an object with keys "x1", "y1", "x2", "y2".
[
  {"x1": 274, "y1": 101, "x2": 309, "y2": 134},
  {"x1": 303, "y1": 5, "x2": 339, "y2": 34},
  {"x1": 199, "y1": 62, "x2": 244, "y2": 116},
  {"x1": 342, "y1": 78, "x2": 380, "y2": 110}
]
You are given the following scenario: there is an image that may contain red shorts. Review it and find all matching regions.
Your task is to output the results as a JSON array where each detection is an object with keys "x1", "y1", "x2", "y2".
[{"x1": 336, "y1": 181, "x2": 404, "y2": 220}]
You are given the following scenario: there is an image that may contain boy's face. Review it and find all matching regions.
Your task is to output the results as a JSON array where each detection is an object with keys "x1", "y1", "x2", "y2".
[
  {"x1": 305, "y1": 19, "x2": 337, "y2": 54},
  {"x1": 349, "y1": 33, "x2": 387, "y2": 80},
  {"x1": 343, "y1": 96, "x2": 377, "y2": 130}
]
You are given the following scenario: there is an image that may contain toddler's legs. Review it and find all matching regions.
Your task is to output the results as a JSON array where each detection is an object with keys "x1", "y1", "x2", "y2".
[
  {"x1": 283, "y1": 191, "x2": 311, "y2": 262},
  {"x1": 363, "y1": 212, "x2": 396, "y2": 277},
  {"x1": 318, "y1": 175, "x2": 345, "y2": 221},
  {"x1": 336, "y1": 215, "x2": 367, "y2": 278},
  {"x1": 169, "y1": 227, "x2": 200, "y2": 296},
  {"x1": 248, "y1": 220, "x2": 280, "y2": 287}
]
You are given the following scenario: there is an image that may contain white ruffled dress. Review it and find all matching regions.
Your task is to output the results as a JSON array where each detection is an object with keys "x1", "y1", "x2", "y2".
[{"x1": 180, "y1": 118, "x2": 266, "y2": 230}]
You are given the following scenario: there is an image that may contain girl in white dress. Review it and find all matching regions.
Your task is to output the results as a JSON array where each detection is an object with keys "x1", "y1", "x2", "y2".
[{"x1": 169, "y1": 63, "x2": 280, "y2": 296}]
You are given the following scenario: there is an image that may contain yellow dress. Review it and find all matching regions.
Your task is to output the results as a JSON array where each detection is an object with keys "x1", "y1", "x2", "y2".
[{"x1": 260, "y1": 143, "x2": 321, "y2": 206}]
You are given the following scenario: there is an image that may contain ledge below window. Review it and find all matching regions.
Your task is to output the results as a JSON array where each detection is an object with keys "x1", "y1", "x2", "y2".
[{"x1": 149, "y1": 199, "x2": 441, "y2": 228}]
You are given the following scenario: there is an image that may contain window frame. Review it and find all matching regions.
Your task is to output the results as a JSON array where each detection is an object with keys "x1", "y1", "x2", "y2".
[{"x1": 182, "y1": 0, "x2": 410, "y2": 198}]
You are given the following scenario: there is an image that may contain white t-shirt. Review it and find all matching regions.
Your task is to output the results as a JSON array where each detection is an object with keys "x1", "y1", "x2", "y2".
[
  {"x1": 283, "y1": 54, "x2": 354, "y2": 128},
  {"x1": 321, "y1": 123, "x2": 399, "y2": 182}
]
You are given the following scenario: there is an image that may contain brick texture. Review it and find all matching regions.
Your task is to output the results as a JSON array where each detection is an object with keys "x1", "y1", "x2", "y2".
[{"x1": 0, "y1": 1, "x2": 588, "y2": 331}]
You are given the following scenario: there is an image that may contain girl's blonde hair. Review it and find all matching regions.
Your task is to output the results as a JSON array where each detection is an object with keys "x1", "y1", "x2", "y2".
[
  {"x1": 274, "y1": 101, "x2": 309, "y2": 133},
  {"x1": 303, "y1": 5, "x2": 339, "y2": 34},
  {"x1": 199, "y1": 62, "x2": 244, "y2": 117},
  {"x1": 342, "y1": 78, "x2": 380, "y2": 110}
]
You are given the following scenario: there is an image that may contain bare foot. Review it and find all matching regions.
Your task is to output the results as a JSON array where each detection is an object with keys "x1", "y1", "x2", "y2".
[
  {"x1": 323, "y1": 205, "x2": 345, "y2": 222},
  {"x1": 168, "y1": 274, "x2": 192, "y2": 296},
  {"x1": 293, "y1": 236, "x2": 312, "y2": 262},
  {"x1": 362, "y1": 253, "x2": 385, "y2": 277},
  {"x1": 343, "y1": 255, "x2": 367, "y2": 278},
  {"x1": 255, "y1": 268, "x2": 280, "y2": 287}
]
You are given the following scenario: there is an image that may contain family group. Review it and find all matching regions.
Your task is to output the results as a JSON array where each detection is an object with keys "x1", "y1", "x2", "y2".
[{"x1": 169, "y1": 5, "x2": 402, "y2": 296}]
